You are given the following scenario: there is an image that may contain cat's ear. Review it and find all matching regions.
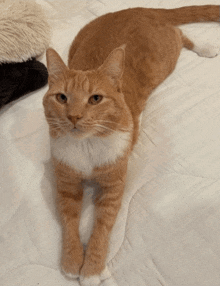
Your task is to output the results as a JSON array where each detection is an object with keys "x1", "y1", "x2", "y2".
[
  {"x1": 98, "y1": 45, "x2": 126, "y2": 88},
  {"x1": 46, "y1": 48, "x2": 68, "y2": 86}
]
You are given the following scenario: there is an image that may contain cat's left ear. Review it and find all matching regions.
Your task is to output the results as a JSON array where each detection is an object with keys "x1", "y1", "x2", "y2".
[
  {"x1": 98, "y1": 44, "x2": 126, "y2": 88},
  {"x1": 46, "y1": 48, "x2": 68, "y2": 87}
]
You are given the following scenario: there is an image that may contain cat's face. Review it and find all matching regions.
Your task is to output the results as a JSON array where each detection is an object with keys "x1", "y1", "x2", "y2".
[{"x1": 43, "y1": 47, "x2": 133, "y2": 139}]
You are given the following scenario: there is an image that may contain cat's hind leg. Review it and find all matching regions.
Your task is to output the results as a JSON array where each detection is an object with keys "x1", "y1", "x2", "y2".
[{"x1": 182, "y1": 34, "x2": 219, "y2": 58}]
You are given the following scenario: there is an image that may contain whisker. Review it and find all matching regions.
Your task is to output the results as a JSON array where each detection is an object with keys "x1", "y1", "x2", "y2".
[
  {"x1": 94, "y1": 123, "x2": 116, "y2": 131},
  {"x1": 79, "y1": 122, "x2": 115, "y2": 132},
  {"x1": 93, "y1": 119, "x2": 117, "y2": 124},
  {"x1": 80, "y1": 122, "x2": 131, "y2": 133},
  {"x1": 93, "y1": 120, "x2": 131, "y2": 132},
  {"x1": 48, "y1": 126, "x2": 62, "y2": 132},
  {"x1": 93, "y1": 123, "x2": 127, "y2": 133},
  {"x1": 93, "y1": 120, "x2": 123, "y2": 128},
  {"x1": 46, "y1": 120, "x2": 71, "y2": 133},
  {"x1": 92, "y1": 127, "x2": 132, "y2": 142},
  {"x1": 46, "y1": 118, "x2": 71, "y2": 128},
  {"x1": 46, "y1": 117, "x2": 131, "y2": 134}
]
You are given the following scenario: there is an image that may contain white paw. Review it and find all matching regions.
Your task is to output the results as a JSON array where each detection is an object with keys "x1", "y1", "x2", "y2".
[
  {"x1": 194, "y1": 43, "x2": 219, "y2": 58},
  {"x1": 100, "y1": 266, "x2": 111, "y2": 280},
  {"x1": 80, "y1": 275, "x2": 101, "y2": 286},
  {"x1": 80, "y1": 267, "x2": 111, "y2": 286},
  {"x1": 61, "y1": 269, "x2": 79, "y2": 280}
]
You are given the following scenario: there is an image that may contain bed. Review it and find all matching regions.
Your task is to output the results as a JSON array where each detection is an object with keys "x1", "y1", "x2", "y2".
[{"x1": 1, "y1": 0, "x2": 220, "y2": 285}]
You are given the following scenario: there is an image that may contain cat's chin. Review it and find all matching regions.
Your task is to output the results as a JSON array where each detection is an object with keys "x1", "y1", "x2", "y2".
[{"x1": 69, "y1": 128, "x2": 92, "y2": 139}]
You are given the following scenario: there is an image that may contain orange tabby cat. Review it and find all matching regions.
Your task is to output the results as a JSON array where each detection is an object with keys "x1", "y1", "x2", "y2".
[{"x1": 43, "y1": 5, "x2": 219, "y2": 286}]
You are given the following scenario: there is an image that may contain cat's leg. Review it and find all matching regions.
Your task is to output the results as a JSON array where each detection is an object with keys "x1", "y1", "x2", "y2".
[
  {"x1": 79, "y1": 165, "x2": 127, "y2": 286},
  {"x1": 182, "y1": 33, "x2": 219, "y2": 58},
  {"x1": 56, "y1": 172, "x2": 84, "y2": 279}
]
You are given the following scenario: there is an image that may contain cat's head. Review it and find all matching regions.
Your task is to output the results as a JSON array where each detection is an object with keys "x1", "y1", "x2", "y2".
[{"x1": 43, "y1": 46, "x2": 133, "y2": 139}]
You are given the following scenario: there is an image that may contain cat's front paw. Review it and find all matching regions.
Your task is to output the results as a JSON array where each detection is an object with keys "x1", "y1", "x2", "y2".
[
  {"x1": 62, "y1": 269, "x2": 79, "y2": 280},
  {"x1": 80, "y1": 275, "x2": 101, "y2": 286},
  {"x1": 62, "y1": 262, "x2": 81, "y2": 280},
  {"x1": 61, "y1": 251, "x2": 84, "y2": 280},
  {"x1": 79, "y1": 266, "x2": 111, "y2": 286}
]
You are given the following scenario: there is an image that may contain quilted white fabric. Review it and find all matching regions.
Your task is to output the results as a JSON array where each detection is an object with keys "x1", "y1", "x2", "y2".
[{"x1": 1, "y1": 0, "x2": 220, "y2": 285}]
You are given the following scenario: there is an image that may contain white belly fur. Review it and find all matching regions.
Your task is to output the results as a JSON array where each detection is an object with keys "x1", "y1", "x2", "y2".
[{"x1": 51, "y1": 131, "x2": 131, "y2": 177}]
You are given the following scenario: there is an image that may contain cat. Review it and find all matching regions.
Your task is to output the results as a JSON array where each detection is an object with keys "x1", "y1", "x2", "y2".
[{"x1": 43, "y1": 5, "x2": 220, "y2": 286}]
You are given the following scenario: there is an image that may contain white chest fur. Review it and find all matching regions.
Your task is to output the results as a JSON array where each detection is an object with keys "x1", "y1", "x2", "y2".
[{"x1": 51, "y1": 131, "x2": 131, "y2": 177}]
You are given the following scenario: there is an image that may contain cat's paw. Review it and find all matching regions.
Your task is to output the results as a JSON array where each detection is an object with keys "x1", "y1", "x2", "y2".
[
  {"x1": 194, "y1": 43, "x2": 220, "y2": 58},
  {"x1": 61, "y1": 261, "x2": 81, "y2": 280},
  {"x1": 80, "y1": 275, "x2": 101, "y2": 286},
  {"x1": 61, "y1": 255, "x2": 83, "y2": 280},
  {"x1": 100, "y1": 266, "x2": 111, "y2": 280},
  {"x1": 61, "y1": 243, "x2": 84, "y2": 280},
  {"x1": 79, "y1": 267, "x2": 111, "y2": 286},
  {"x1": 62, "y1": 269, "x2": 79, "y2": 280}
]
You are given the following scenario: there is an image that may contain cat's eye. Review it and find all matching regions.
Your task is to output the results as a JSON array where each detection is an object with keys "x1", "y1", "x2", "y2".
[
  {"x1": 56, "y1": 93, "x2": 67, "y2": 104},
  {"x1": 88, "y1": 94, "x2": 103, "y2": 105}
]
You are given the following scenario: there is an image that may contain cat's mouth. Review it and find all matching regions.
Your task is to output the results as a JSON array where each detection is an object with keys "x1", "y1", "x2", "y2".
[
  {"x1": 70, "y1": 126, "x2": 90, "y2": 138},
  {"x1": 71, "y1": 127, "x2": 82, "y2": 134}
]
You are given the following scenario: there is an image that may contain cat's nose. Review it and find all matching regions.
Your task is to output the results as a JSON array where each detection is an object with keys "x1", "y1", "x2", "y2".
[{"x1": 67, "y1": 114, "x2": 82, "y2": 125}]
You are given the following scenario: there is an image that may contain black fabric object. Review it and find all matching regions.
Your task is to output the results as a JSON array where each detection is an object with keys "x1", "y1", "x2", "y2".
[{"x1": 0, "y1": 58, "x2": 48, "y2": 109}]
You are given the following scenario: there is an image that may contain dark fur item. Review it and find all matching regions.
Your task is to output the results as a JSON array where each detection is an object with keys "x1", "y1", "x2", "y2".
[{"x1": 0, "y1": 58, "x2": 48, "y2": 109}]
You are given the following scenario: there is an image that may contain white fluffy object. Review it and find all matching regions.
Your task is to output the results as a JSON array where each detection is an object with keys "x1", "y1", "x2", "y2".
[{"x1": 0, "y1": 0, "x2": 51, "y2": 63}]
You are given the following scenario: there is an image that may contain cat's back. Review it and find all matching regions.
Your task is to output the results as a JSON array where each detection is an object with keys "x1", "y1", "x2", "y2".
[{"x1": 68, "y1": 7, "x2": 171, "y2": 71}]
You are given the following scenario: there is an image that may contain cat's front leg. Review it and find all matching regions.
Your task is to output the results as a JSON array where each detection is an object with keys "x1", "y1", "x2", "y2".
[
  {"x1": 80, "y1": 165, "x2": 127, "y2": 286},
  {"x1": 55, "y1": 165, "x2": 84, "y2": 279}
]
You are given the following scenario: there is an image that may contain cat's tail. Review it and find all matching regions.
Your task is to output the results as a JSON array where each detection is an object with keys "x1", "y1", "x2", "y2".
[{"x1": 160, "y1": 5, "x2": 219, "y2": 26}]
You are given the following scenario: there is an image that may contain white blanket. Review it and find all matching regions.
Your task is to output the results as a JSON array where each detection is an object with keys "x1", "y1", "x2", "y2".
[{"x1": 1, "y1": 0, "x2": 220, "y2": 285}]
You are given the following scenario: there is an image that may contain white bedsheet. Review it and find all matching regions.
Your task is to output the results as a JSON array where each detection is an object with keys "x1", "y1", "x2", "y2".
[{"x1": 1, "y1": 0, "x2": 220, "y2": 285}]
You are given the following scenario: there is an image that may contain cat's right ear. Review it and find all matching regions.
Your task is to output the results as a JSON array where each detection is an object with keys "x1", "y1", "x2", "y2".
[
  {"x1": 98, "y1": 45, "x2": 126, "y2": 88},
  {"x1": 46, "y1": 48, "x2": 68, "y2": 87}
]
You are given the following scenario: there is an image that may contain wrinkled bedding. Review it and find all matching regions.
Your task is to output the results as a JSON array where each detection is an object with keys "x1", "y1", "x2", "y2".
[{"x1": 1, "y1": 0, "x2": 220, "y2": 285}]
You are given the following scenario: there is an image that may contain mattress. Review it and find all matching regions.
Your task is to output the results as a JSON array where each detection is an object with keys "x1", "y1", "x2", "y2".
[{"x1": 1, "y1": 0, "x2": 220, "y2": 285}]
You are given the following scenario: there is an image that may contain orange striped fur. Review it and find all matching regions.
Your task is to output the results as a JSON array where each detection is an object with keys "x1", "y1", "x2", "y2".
[{"x1": 43, "y1": 5, "x2": 220, "y2": 285}]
